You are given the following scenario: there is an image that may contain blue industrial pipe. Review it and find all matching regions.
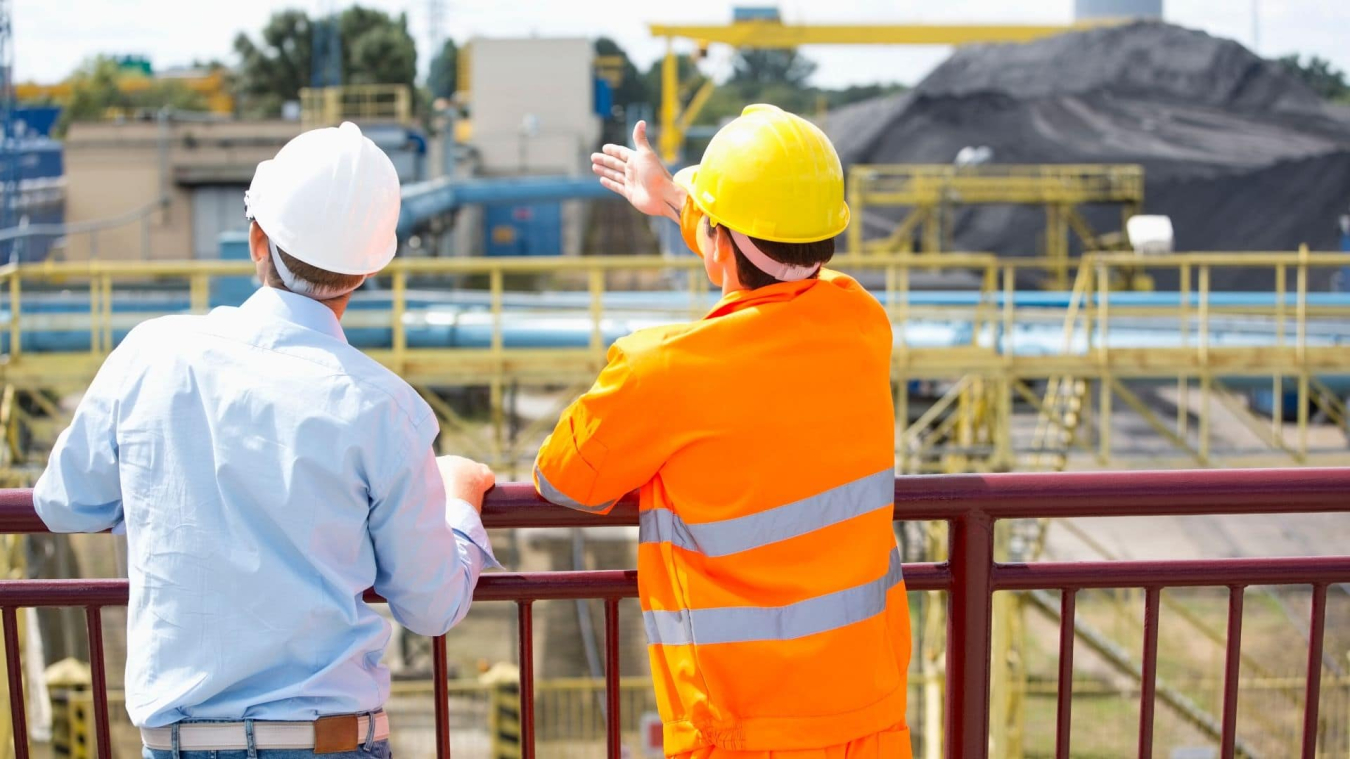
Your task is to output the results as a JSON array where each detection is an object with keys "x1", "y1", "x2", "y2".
[{"x1": 397, "y1": 175, "x2": 613, "y2": 239}]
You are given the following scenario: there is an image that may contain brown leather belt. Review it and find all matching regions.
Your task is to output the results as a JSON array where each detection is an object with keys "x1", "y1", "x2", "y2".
[{"x1": 141, "y1": 711, "x2": 390, "y2": 753}]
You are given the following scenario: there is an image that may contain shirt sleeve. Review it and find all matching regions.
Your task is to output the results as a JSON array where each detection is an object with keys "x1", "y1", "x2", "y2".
[
  {"x1": 368, "y1": 414, "x2": 500, "y2": 637},
  {"x1": 534, "y1": 341, "x2": 673, "y2": 513},
  {"x1": 33, "y1": 340, "x2": 137, "y2": 533}
]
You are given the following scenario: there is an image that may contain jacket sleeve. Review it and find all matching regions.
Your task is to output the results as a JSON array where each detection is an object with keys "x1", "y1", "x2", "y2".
[
  {"x1": 33, "y1": 341, "x2": 136, "y2": 533},
  {"x1": 368, "y1": 414, "x2": 500, "y2": 637},
  {"x1": 534, "y1": 342, "x2": 672, "y2": 513}
]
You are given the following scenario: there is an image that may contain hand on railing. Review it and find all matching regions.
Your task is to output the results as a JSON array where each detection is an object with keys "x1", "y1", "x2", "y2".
[{"x1": 436, "y1": 455, "x2": 495, "y2": 514}]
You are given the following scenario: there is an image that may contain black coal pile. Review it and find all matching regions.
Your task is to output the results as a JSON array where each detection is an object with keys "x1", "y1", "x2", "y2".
[{"x1": 827, "y1": 21, "x2": 1350, "y2": 289}]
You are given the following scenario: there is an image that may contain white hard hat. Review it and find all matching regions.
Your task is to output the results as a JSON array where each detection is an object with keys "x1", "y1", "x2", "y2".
[{"x1": 245, "y1": 122, "x2": 400, "y2": 277}]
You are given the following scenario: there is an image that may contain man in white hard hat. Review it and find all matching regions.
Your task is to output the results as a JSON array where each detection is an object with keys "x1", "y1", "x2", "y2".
[{"x1": 33, "y1": 122, "x2": 497, "y2": 759}]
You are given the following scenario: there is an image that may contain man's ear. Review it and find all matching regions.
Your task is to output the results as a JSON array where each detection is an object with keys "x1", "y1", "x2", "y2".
[
  {"x1": 712, "y1": 226, "x2": 734, "y2": 264},
  {"x1": 248, "y1": 222, "x2": 268, "y2": 264}
]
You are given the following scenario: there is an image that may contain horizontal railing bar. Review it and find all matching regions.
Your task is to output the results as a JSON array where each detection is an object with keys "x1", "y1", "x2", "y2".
[
  {"x1": 5, "y1": 469, "x2": 1347, "y2": 534},
  {"x1": 891, "y1": 468, "x2": 1350, "y2": 520},
  {"x1": 22, "y1": 555, "x2": 1350, "y2": 610},
  {"x1": 0, "y1": 562, "x2": 954, "y2": 608},
  {"x1": 993, "y1": 556, "x2": 1350, "y2": 590}
]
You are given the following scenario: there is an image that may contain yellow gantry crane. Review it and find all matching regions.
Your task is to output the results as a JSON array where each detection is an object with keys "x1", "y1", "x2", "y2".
[{"x1": 649, "y1": 8, "x2": 1096, "y2": 162}]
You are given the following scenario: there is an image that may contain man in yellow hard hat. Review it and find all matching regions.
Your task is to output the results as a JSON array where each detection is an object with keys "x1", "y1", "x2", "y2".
[{"x1": 533, "y1": 106, "x2": 913, "y2": 758}]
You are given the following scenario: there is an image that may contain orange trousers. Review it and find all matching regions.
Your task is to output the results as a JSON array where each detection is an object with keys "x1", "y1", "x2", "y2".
[{"x1": 669, "y1": 724, "x2": 912, "y2": 759}]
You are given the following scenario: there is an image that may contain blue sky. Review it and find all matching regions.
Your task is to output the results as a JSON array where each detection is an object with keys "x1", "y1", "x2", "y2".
[{"x1": 13, "y1": 0, "x2": 1350, "y2": 88}]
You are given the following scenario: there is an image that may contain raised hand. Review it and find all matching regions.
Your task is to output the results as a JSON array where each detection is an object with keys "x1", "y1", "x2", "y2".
[{"x1": 590, "y1": 121, "x2": 684, "y2": 222}]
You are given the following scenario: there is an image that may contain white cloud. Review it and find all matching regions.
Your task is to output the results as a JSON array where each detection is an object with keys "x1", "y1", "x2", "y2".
[{"x1": 11, "y1": 0, "x2": 1350, "y2": 89}]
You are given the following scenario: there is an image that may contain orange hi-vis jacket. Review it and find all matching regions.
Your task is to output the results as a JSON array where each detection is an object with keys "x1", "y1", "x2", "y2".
[{"x1": 533, "y1": 270, "x2": 911, "y2": 756}]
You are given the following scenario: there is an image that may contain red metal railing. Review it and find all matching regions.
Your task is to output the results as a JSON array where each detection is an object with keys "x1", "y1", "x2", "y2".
[{"x1": 1, "y1": 468, "x2": 1348, "y2": 759}]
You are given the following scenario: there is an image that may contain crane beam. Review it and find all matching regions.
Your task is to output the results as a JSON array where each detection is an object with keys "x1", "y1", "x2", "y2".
[
  {"x1": 648, "y1": 19, "x2": 1096, "y2": 161},
  {"x1": 648, "y1": 22, "x2": 1083, "y2": 48}
]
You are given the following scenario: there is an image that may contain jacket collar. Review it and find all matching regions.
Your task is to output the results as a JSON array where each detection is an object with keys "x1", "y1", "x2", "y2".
[
  {"x1": 704, "y1": 277, "x2": 820, "y2": 321},
  {"x1": 240, "y1": 286, "x2": 348, "y2": 344}
]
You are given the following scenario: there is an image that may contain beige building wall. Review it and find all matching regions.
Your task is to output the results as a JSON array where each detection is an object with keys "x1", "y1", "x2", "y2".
[
  {"x1": 467, "y1": 38, "x2": 599, "y2": 177},
  {"x1": 62, "y1": 120, "x2": 301, "y2": 261},
  {"x1": 467, "y1": 38, "x2": 600, "y2": 257}
]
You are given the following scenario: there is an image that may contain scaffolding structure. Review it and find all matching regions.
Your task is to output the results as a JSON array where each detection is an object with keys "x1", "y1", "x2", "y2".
[
  {"x1": 847, "y1": 164, "x2": 1146, "y2": 289},
  {"x1": 0, "y1": 250, "x2": 1346, "y2": 486}
]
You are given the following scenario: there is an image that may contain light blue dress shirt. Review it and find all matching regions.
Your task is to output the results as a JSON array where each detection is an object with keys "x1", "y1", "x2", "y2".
[{"x1": 34, "y1": 286, "x2": 498, "y2": 728}]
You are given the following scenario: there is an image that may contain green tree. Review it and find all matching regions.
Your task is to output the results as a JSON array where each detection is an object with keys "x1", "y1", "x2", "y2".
[
  {"x1": 233, "y1": 5, "x2": 418, "y2": 117},
  {"x1": 427, "y1": 39, "x2": 459, "y2": 100},
  {"x1": 728, "y1": 48, "x2": 816, "y2": 93},
  {"x1": 1278, "y1": 54, "x2": 1350, "y2": 101},
  {"x1": 339, "y1": 7, "x2": 417, "y2": 87},
  {"x1": 233, "y1": 9, "x2": 313, "y2": 116},
  {"x1": 57, "y1": 56, "x2": 207, "y2": 134}
]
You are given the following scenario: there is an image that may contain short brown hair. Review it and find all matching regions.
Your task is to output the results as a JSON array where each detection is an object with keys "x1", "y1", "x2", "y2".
[
  {"x1": 263, "y1": 247, "x2": 366, "y2": 297},
  {"x1": 711, "y1": 221, "x2": 835, "y2": 290}
]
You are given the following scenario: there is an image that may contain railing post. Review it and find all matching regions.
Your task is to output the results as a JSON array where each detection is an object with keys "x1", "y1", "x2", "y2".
[
  {"x1": 1295, "y1": 247, "x2": 1308, "y2": 461},
  {"x1": 1178, "y1": 264, "x2": 1190, "y2": 439},
  {"x1": 8, "y1": 274, "x2": 19, "y2": 361},
  {"x1": 392, "y1": 268, "x2": 407, "y2": 375},
  {"x1": 2, "y1": 607, "x2": 29, "y2": 759},
  {"x1": 518, "y1": 601, "x2": 536, "y2": 759},
  {"x1": 431, "y1": 636, "x2": 451, "y2": 759},
  {"x1": 1273, "y1": 264, "x2": 1286, "y2": 440},
  {"x1": 946, "y1": 509, "x2": 994, "y2": 759},
  {"x1": 1199, "y1": 265, "x2": 1211, "y2": 465},
  {"x1": 588, "y1": 267, "x2": 604, "y2": 359},
  {"x1": 603, "y1": 598, "x2": 621, "y2": 759}
]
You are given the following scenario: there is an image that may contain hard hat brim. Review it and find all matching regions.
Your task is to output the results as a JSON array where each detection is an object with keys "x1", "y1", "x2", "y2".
[
  {"x1": 673, "y1": 166, "x2": 699, "y2": 198},
  {"x1": 672, "y1": 164, "x2": 850, "y2": 245}
]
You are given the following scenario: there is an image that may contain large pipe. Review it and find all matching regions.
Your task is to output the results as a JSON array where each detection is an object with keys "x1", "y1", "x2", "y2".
[{"x1": 397, "y1": 175, "x2": 612, "y2": 239}]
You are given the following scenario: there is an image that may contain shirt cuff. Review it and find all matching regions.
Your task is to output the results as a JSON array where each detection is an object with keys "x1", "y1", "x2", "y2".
[{"x1": 446, "y1": 498, "x2": 503, "y2": 570}]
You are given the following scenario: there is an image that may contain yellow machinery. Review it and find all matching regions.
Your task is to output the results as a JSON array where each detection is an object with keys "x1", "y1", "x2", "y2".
[
  {"x1": 300, "y1": 85, "x2": 413, "y2": 128},
  {"x1": 846, "y1": 164, "x2": 1145, "y2": 289},
  {"x1": 648, "y1": 14, "x2": 1096, "y2": 162},
  {"x1": 15, "y1": 70, "x2": 235, "y2": 116}
]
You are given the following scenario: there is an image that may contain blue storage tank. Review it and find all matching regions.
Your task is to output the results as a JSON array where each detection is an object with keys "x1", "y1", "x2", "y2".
[
  {"x1": 733, "y1": 7, "x2": 781, "y2": 21},
  {"x1": 12, "y1": 107, "x2": 62, "y2": 139},
  {"x1": 0, "y1": 138, "x2": 63, "y2": 183},
  {"x1": 1, "y1": 138, "x2": 65, "y2": 263},
  {"x1": 593, "y1": 78, "x2": 613, "y2": 118},
  {"x1": 483, "y1": 202, "x2": 562, "y2": 256}
]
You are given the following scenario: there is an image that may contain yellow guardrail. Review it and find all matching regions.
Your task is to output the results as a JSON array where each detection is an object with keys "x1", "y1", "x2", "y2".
[
  {"x1": 849, "y1": 164, "x2": 1145, "y2": 205},
  {"x1": 1, "y1": 251, "x2": 1348, "y2": 475}
]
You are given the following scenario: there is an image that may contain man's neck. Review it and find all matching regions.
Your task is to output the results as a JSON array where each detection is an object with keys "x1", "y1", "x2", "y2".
[{"x1": 268, "y1": 284, "x2": 351, "y2": 320}]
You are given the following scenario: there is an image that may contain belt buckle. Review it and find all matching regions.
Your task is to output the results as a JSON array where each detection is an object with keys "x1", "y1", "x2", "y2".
[{"x1": 313, "y1": 715, "x2": 360, "y2": 754}]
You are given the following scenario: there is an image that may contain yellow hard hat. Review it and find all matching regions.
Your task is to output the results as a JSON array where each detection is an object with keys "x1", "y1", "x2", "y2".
[{"x1": 672, "y1": 104, "x2": 849, "y2": 244}]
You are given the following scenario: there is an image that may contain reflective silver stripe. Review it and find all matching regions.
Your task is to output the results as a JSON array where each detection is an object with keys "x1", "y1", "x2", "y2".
[
  {"x1": 643, "y1": 547, "x2": 904, "y2": 646},
  {"x1": 534, "y1": 465, "x2": 614, "y2": 513},
  {"x1": 637, "y1": 468, "x2": 894, "y2": 557}
]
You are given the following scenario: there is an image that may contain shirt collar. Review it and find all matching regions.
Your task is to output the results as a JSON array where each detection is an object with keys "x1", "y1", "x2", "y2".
[
  {"x1": 240, "y1": 286, "x2": 348, "y2": 344},
  {"x1": 704, "y1": 277, "x2": 819, "y2": 321}
]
